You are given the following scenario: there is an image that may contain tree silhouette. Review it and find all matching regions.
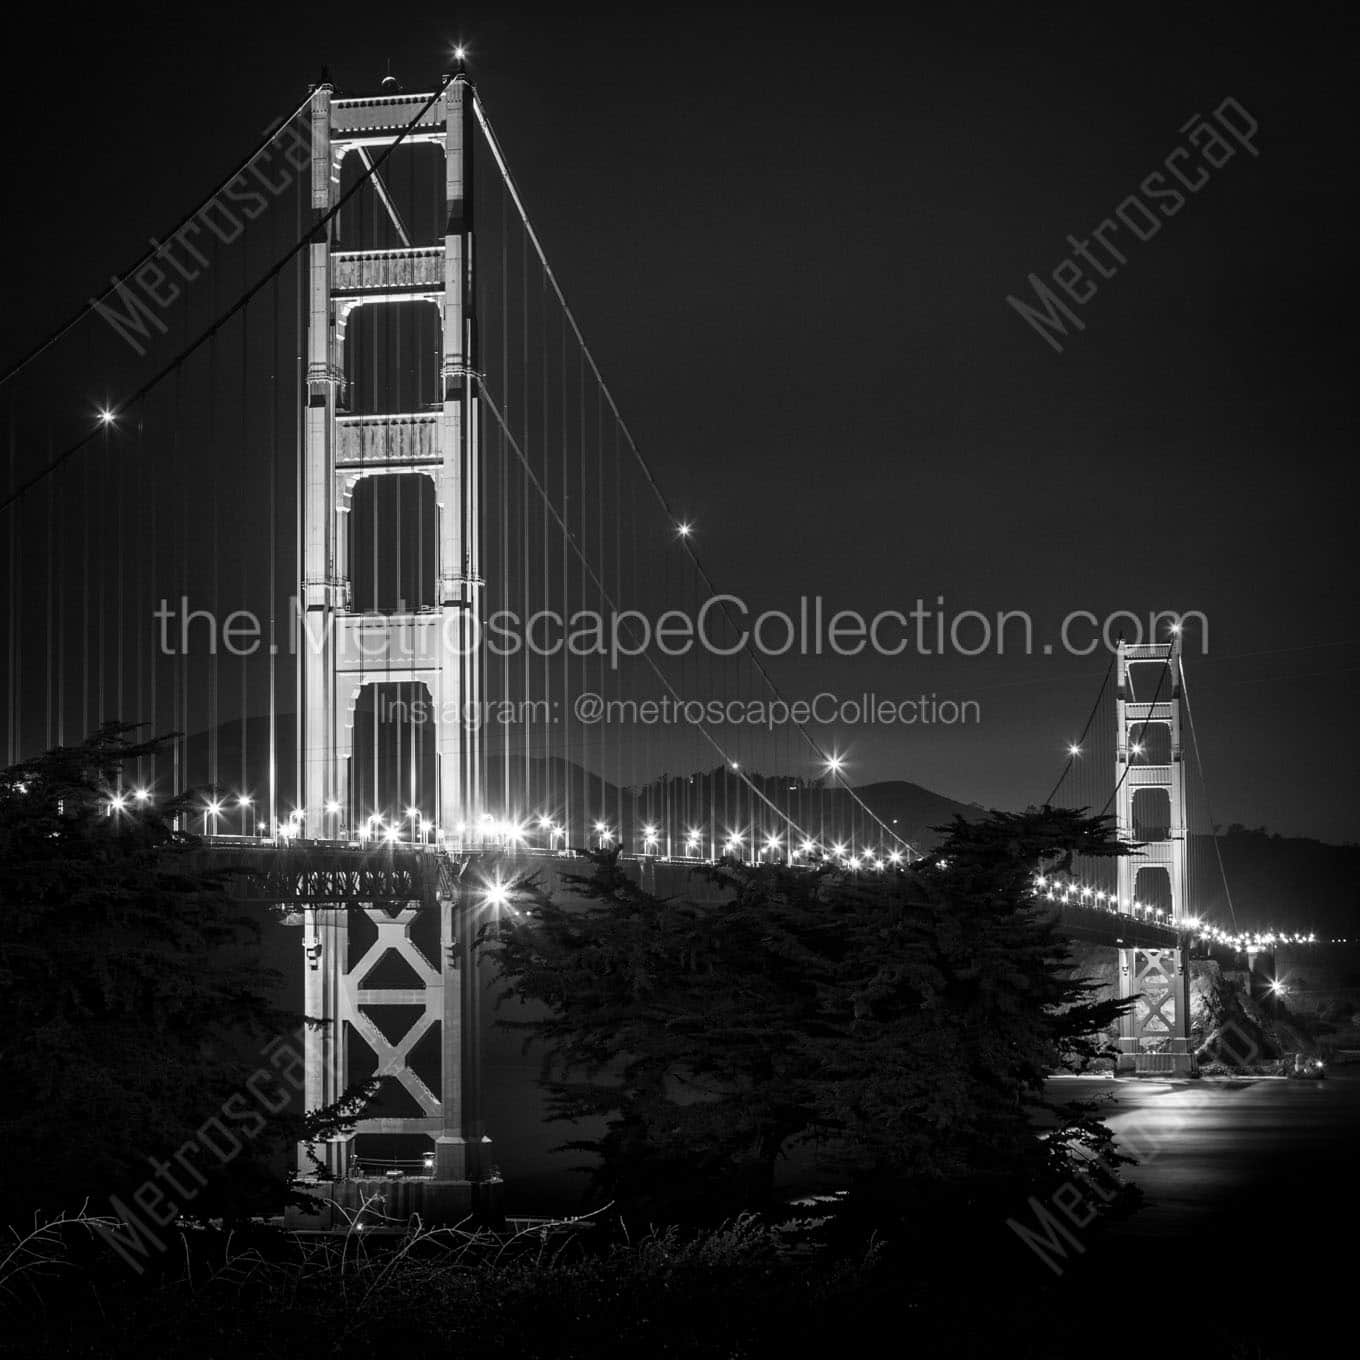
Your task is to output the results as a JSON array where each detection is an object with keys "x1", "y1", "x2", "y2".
[
  {"x1": 486, "y1": 806, "x2": 1133, "y2": 1228},
  {"x1": 0, "y1": 724, "x2": 374, "y2": 1230}
]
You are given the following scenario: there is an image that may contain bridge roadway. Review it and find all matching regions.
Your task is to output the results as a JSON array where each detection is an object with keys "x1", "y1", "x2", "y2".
[{"x1": 186, "y1": 838, "x2": 1180, "y2": 949}]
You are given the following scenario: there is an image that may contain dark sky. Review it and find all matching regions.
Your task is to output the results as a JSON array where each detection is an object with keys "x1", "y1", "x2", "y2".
[{"x1": 2, "y1": 5, "x2": 1355, "y2": 841}]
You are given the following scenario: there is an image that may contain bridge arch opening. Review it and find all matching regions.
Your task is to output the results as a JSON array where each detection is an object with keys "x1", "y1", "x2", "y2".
[
  {"x1": 348, "y1": 680, "x2": 438, "y2": 827},
  {"x1": 1128, "y1": 721, "x2": 1172, "y2": 764},
  {"x1": 1132, "y1": 787, "x2": 1171, "y2": 841},
  {"x1": 1126, "y1": 659, "x2": 1174, "y2": 703},
  {"x1": 348, "y1": 473, "x2": 438, "y2": 613},
  {"x1": 343, "y1": 300, "x2": 441, "y2": 415},
  {"x1": 1134, "y1": 865, "x2": 1173, "y2": 914},
  {"x1": 338, "y1": 142, "x2": 446, "y2": 250}
]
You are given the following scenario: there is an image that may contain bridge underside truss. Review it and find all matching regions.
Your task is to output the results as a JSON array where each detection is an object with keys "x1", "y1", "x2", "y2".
[{"x1": 1117, "y1": 946, "x2": 1196, "y2": 1075}]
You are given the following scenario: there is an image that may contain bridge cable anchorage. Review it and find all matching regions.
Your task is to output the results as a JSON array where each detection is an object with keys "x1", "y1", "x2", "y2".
[
  {"x1": 478, "y1": 384, "x2": 818, "y2": 848},
  {"x1": 1178, "y1": 655, "x2": 1239, "y2": 932},
  {"x1": 0, "y1": 92, "x2": 316, "y2": 391},
  {"x1": 0, "y1": 73, "x2": 458, "y2": 515},
  {"x1": 474, "y1": 97, "x2": 916, "y2": 860}
]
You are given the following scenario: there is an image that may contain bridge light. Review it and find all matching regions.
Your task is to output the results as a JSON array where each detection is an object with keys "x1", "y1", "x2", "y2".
[
  {"x1": 730, "y1": 761, "x2": 739, "y2": 770},
  {"x1": 888, "y1": 850, "x2": 903, "y2": 865},
  {"x1": 109, "y1": 794, "x2": 127, "y2": 813},
  {"x1": 831, "y1": 842, "x2": 846, "y2": 858},
  {"x1": 1131, "y1": 742, "x2": 1145, "y2": 757},
  {"x1": 1067, "y1": 743, "x2": 1081, "y2": 757},
  {"x1": 453, "y1": 44, "x2": 467, "y2": 60},
  {"x1": 824, "y1": 754, "x2": 844, "y2": 774},
  {"x1": 481, "y1": 875, "x2": 511, "y2": 910},
  {"x1": 676, "y1": 521, "x2": 693, "y2": 538},
  {"x1": 97, "y1": 408, "x2": 116, "y2": 426},
  {"x1": 133, "y1": 788, "x2": 150, "y2": 804}
]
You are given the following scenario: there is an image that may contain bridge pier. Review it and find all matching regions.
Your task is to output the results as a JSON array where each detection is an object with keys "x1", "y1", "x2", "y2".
[
  {"x1": 210, "y1": 844, "x2": 505, "y2": 1227},
  {"x1": 1116, "y1": 944, "x2": 1197, "y2": 1075}
]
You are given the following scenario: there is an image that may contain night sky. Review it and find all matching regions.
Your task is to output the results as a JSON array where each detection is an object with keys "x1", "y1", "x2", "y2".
[{"x1": 2, "y1": 5, "x2": 1354, "y2": 841}]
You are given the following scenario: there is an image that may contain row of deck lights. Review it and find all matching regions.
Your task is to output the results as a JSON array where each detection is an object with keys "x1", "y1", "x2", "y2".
[
  {"x1": 105, "y1": 787, "x2": 916, "y2": 868},
  {"x1": 1034, "y1": 874, "x2": 1319, "y2": 949}
]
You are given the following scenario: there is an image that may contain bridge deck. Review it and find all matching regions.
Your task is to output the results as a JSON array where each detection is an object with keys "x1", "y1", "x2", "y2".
[{"x1": 184, "y1": 839, "x2": 1178, "y2": 946}]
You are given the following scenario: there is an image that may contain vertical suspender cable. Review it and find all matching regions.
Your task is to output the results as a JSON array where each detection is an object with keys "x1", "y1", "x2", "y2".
[
  {"x1": 269, "y1": 262, "x2": 279, "y2": 835},
  {"x1": 240, "y1": 248, "x2": 249, "y2": 812},
  {"x1": 45, "y1": 438, "x2": 54, "y2": 750},
  {"x1": 6, "y1": 405, "x2": 15, "y2": 763}
]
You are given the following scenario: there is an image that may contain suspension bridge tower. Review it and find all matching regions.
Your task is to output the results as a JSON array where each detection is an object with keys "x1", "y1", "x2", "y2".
[
  {"x1": 290, "y1": 64, "x2": 499, "y2": 1223},
  {"x1": 299, "y1": 65, "x2": 482, "y2": 840},
  {"x1": 1113, "y1": 637, "x2": 1196, "y2": 1075}
]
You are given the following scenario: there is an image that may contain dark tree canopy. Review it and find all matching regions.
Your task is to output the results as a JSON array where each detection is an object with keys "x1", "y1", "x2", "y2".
[
  {"x1": 0, "y1": 725, "x2": 372, "y2": 1231},
  {"x1": 486, "y1": 807, "x2": 1133, "y2": 1227}
]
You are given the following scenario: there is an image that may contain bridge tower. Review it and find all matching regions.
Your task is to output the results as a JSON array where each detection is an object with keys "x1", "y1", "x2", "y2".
[
  {"x1": 290, "y1": 67, "x2": 498, "y2": 1222},
  {"x1": 299, "y1": 68, "x2": 482, "y2": 841},
  {"x1": 1114, "y1": 638, "x2": 1196, "y2": 1075}
]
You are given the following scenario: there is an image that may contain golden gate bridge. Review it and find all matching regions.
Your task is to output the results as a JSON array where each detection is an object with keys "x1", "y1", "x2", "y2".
[{"x1": 0, "y1": 55, "x2": 1306, "y2": 1219}]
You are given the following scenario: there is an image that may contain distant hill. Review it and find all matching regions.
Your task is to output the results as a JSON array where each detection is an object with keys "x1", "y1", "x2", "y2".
[
  {"x1": 854, "y1": 780, "x2": 985, "y2": 849},
  {"x1": 1189, "y1": 827, "x2": 1360, "y2": 938}
]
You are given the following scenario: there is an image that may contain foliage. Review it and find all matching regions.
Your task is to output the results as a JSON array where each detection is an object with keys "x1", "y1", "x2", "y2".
[
  {"x1": 0, "y1": 725, "x2": 373, "y2": 1231},
  {"x1": 0, "y1": 1207, "x2": 898, "y2": 1358},
  {"x1": 485, "y1": 806, "x2": 1134, "y2": 1228}
]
